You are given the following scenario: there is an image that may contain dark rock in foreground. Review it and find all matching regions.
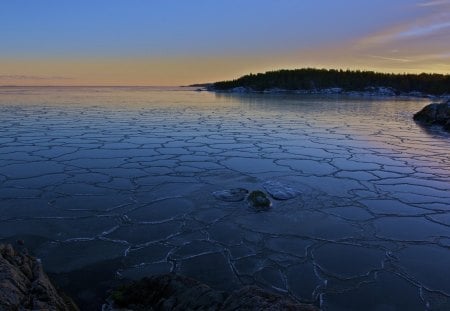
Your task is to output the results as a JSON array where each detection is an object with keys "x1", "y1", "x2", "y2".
[
  {"x1": 414, "y1": 100, "x2": 450, "y2": 132},
  {"x1": 1, "y1": 246, "x2": 318, "y2": 310},
  {"x1": 0, "y1": 244, "x2": 79, "y2": 311},
  {"x1": 247, "y1": 190, "x2": 272, "y2": 211},
  {"x1": 106, "y1": 273, "x2": 319, "y2": 311},
  {"x1": 108, "y1": 274, "x2": 225, "y2": 310},
  {"x1": 221, "y1": 286, "x2": 318, "y2": 311}
]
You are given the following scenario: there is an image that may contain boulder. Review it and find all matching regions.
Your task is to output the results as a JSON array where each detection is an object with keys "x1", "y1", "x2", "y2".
[
  {"x1": 107, "y1": 274, "x2": 226, "y2": 310},
  {"x1": 0, "y1": 244, "x2": 79, "y2": 311},
  {"x1": 106, "y1": 273, "x2": 319, "y2": 311},
  {"x1": 413, "y1": 100, "x2": 450, "y2": 132},
  {"x1": 222, "y1": 286, "x2": 319, "y2": 311},
  {"x1": 247, "y1": 190, "x2": 272, "y2": 211}
]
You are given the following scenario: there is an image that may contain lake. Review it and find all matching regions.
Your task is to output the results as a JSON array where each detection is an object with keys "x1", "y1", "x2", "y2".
[{"x1": 0, "y1": 87, "x2": 449, "y2": 310}]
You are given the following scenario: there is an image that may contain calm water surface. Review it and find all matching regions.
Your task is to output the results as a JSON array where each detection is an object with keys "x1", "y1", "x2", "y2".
[{"x1": 0, "y1": 87, "x2": 449, "y2": 310}]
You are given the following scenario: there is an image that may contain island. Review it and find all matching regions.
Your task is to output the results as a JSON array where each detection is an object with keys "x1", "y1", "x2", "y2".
[{"x1": 208, "y1": 68, "x2": 450, "y2": 98}]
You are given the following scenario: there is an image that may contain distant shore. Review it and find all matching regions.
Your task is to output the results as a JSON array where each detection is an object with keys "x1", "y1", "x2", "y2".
[
  {"x1": 204, "y1": 85, "x2": 450, "y2": 100},
  {"x1": 196, "y1": 68, "x2": 450, "y2": 100}
]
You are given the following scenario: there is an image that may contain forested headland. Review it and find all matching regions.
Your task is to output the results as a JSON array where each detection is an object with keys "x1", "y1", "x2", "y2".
[{"x1": 211, "y1": 69, "x2": 450, "y2": 96}]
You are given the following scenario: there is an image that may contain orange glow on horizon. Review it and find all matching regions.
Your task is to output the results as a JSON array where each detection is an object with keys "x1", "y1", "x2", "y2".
[{"x1": 1, "y1": 53, "x2": 449, "y2": 87}]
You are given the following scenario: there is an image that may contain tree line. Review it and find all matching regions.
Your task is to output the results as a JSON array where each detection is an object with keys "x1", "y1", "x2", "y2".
[{"x1": 212, "y1": 68, "x2": 450, "y2": 95}]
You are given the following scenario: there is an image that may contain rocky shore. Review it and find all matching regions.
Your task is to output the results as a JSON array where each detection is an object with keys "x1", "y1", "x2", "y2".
[
  {"x1": 1, "y1": 244, "x2": 319, "y2": 310},
  {"x1": 0, "y1": 244, "x2": 78, "y2": 311},
  {"x1": 206, "y1": 85, "x2": 450, "y2": 100},
  {"x1": 414, "y1": 100, "x2": 450, "y2": 132},
  {"x1": 104, "y1": 274, "x2": 319, "y2": 311},
  {"x1": 209, "y1": 68, "x2": 450, "y2": 98}
]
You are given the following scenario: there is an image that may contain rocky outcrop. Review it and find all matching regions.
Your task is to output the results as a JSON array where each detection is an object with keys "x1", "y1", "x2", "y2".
[
  {"x1": 414, "y1": 100, "x2": 450, "y2": 132},
  {"x1": 106, "y1": 273, "x2": 319, "y2": 311},
  {"x1": 247, "y1": 190, "x2": 272, "y2": 211},
  {"x1": 107, "y1": 274, "x2": 226, "y2": 310},
  {"x1": 221, "y1": 286, "x2": 318, "y2": 311},
  {"x1": 1, "y1": 246, "x2": 318, "y2": 310},
  {"x1": 0, "y1": 244, "x2": 78, "y2": 311}
]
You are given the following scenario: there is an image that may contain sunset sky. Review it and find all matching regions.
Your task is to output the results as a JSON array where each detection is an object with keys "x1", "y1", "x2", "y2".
[{"x1": 1, "y1": 0, "x2": 449, "y2": 86}]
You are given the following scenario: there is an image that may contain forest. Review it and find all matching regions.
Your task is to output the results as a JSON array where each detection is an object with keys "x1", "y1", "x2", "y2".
[{"x1": 212, "y1": 69, "x2": 450, "y2": 95}]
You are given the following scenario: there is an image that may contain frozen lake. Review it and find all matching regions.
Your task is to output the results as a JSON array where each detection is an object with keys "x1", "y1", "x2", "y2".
[{"x1": 0, "y1": 87, "x2": 449, "y2": 310}]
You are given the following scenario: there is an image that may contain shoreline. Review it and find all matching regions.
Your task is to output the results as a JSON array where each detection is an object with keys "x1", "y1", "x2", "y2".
[{"x1": 204, "y1": 86, "x2": 450, "y2": 101}]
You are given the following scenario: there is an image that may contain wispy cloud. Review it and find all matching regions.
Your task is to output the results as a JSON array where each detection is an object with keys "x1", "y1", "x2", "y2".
[
  {"x1": 394, "y1": 21, "x2": 450, "y2": 39},
  {"x1": 418, "y1": 0, "x2": 450, "y2": 7},
  {"x1": 357, "y1": 20, "x2": 450, "y2": 47},
  {"x1": 290, "y1": 1, "x2": 450, "y2": 74},
  {"x1": 357, "y1": 0, "x2": 450, "y2": 48},
  {"x1": 367, "y1": 55, "x2": 412, "y2": 63}
]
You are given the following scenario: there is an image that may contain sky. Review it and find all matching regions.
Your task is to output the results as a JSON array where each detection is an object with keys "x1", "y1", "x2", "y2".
[{"x1": 1, "y1": 0, "x2": 449, "y2": 86}]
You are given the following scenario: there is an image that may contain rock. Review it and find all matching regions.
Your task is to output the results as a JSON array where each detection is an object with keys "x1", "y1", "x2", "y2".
[
  {"x1": 230, "y1": 87, "x2": 249, "y2": 93},
  {"x1": 106, "y1": 273, "x2": 226, "y2": 310},
  {"x1": 0, "y1": 244, "x2": 79, "y2": 311},
  {"x1": 407, "y1": 91, "x2": 424, "y2": 97},
  {"x1": 263, "y1": 88, "x2": 287, "y2": 93},
  {"x1": 363, "y1": 86, "x2": 396, "y2": 96},
  {"x1": 320, "y1": 88, "x2": 343, "y2": 94},
  {"x1": 444, "y1": 120, "x2": 450, "y2": 132},
  {"x1": 221, "y1": 286, "x2": 318, "y2": 311},
  {"x1": 247, "y1": 190, "x2": 272, "y2": 211},
  {"x1": 414, "y1": 100, "x2": 450, "y2": 132},
  {"x1": 263, "y1": 180, "x2": 300, "y2": 200},
  {"x1": 106, "y1": 274, "x2": 319, "y2": 311},
  {"x1": 212, "y1": 188, "x2": 249, "y2": 202}
]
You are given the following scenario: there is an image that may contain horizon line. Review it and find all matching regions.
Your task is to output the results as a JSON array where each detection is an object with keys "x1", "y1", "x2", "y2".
[
  {"x1": 0, "y1": 85, "x2": 194, "y2": 88},
  {"x1": 1, "y1": 68, "x2": 449, "y2": 88}
]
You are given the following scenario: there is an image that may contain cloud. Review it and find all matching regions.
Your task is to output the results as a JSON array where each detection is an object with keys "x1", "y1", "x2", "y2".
[
  {"x1": 418, "y1": 0, "x2": 450, "y2": 7},
  {"x1": 356, "y1": 0, "x2": 450, "y2": 48},
  {"x1": 394, "y1": 21, "x2": 450, "y2": 39},
  {"x1": 287, "y1": 1, "x2": 450, "y2": 74},
  {"x1": 367, "y1": 55, "x2": 412, "y2": 63},
  {"x1": 353, "y1": 1, "x2": 450, "y2": 66},
  {"x1": 357, "y1": 20, "x2": 450, "y2": 47}
]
